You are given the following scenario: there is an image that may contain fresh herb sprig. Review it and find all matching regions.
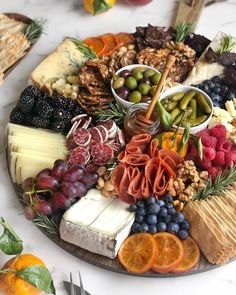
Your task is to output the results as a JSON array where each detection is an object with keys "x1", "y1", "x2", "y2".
[
  {"x1": 71, "y1": 38, "x2": 97, "y2": 59},
  {"x1": 24, "y1": 18, "x2": 46, "y2": 42},
  {"x1": 175, "y1": 22, "x2": 194, "y2": 43},
  {"x1": 194, "y1": 165, "x2": 236, "y2": 201},
  {"x1": 218, "y1": 34, "x2": 235, "y2": 54},
  {"x1": 34, "y1": 213, "x2": 58, "y2": 235},
  {"x1": 96, "y1": 103, "x2": 126, "y2": 126}
]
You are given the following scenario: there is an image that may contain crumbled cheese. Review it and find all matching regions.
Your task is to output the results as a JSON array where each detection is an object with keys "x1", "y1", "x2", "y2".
[
  {"x1": 225, "y1": 101, "x2": 236, "y2": 117},
  {"x1": 51, "y1": 77, "x2": 79, "y2": 99}
]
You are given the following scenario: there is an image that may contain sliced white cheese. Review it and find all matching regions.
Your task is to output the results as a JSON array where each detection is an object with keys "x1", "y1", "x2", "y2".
[
  {"x1": 60, "y1": 189, "x2": 135, "y2": 259},
  {"x1": 184, "y1": 32, "x2": 236, "y2": 85}
]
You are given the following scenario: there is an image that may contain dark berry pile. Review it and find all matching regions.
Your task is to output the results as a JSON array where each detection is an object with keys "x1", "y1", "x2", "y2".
[
  {"x1": 10, "y1": 86, "x2": 85, "y2": 134},
  {"x1": 194, "y1": 76, "x2": 236, "y2": 109},
  {"x1": 129, "y1": 194, "x2": 190, "y2": 240}
]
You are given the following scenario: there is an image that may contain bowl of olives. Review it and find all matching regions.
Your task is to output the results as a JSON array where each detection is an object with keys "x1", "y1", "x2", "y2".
[{"x1": 111, "y1": 64, "x2": 163, "y2": 109}]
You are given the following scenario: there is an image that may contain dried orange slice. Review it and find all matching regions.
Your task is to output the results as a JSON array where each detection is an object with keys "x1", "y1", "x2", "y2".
[
  {"x1": 173, "y1": 237, "x2": 200, "y2": 273},
  {"x1": 118, "y1": 233, "x2": 158, "y2": 273},
  {"x1": 152, "y1": 232, "x2": 184, "y2": 273}
]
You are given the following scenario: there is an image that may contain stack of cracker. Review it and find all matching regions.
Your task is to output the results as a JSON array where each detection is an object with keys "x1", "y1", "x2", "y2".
[
  {"x1": 0, "y1": 14, "x2": 30, "y2": 84},
  {"x1": 183, "y1": 187, "x2": 236, "y2": 265}
]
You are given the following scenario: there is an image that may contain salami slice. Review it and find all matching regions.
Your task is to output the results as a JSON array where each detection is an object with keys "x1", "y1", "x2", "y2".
[
  {"x1": 117, "y1": 128, "x2": 126, "y2": 146},
  {"x1": 91, "y1": 143, "x2": 113, "y2": 165},
  {"x1": 86, "y1": 161, "x2": 100, "y2": 173},
  {"x1": 97, "y1": 125, "x2": 109, "y2": 142},
  {"x1": 73, "y1": 128, "x2": 91, "y2": 146},
  {"x1": 99, "y1": 119, "x2": 114, "y2": 131},
  {"x1": 71, "y1": 114, "x2": 88, "y2": 124},
  {"x1": 66, "y1": 120, "x2": 79, "y2": 139},
  {"x1": 69, "y1": 146, "x2": 90, "y2": 165},
  {"x1": 89, "y1": 127, "x2": 103, "y2": 143},
  {"x1": 66, "y1": 135, "x2": 77, "y2": 150}
]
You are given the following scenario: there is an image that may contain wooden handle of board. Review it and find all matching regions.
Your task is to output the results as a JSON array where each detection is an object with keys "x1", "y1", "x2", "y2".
[{"x1": 145, "y1": 55, "x2": 176, "y2": 120}]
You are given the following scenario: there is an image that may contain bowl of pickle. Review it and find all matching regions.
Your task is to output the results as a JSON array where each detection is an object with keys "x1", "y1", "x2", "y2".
[
  {"x1": 111, "y1": 64, "x2": 164, "y2": 109},
  {"x1": 159, "y1": 85, "x2": 213, "y2": 134}
]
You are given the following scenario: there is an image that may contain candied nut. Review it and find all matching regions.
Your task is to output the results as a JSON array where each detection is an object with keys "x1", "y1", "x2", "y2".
[
  {"x1": 104, "y1": 180, "x2": 114, "y2": 192},
  {"x1": 101, "y1": 188, "x2": 112, "y2": 198},
  {"x1": 199, "y1": 171, "x2": 208, "y2": 181},
  {"x1": 98, "y1": 177, "x2": 105, "y2": 188},
  {"x1": 176, "y1": 202, "x2": 184, "y2": 212},
  {"x1": 96, "y1": 184, "x2": 102, "y2": 190},
  {"x1": 119, "y1": 46, "x2": 128, "y2": 54},
  {"x1": 97, "y1": 166, "x2": 107, "y2": 176},
  {"x1": 127, "y1": 44, "x2": 135, "y2": 50},
  {"x1": 173, "y1": 200, "x2": 180, "y2": 206}
]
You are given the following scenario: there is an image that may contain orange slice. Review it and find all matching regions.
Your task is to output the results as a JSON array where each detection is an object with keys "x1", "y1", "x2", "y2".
[
  {"x1": 118, "y1": 233, "x2": 158, "y2": 273},
  {"x1": 152, "y1": 232, "x2": 184, "y2": 273},
  {"x1": 83, "y1": 37, "x2": 107, "y2": 56},
  {"x1": 173, "y1": 237, "x2": 200, "y2": 273},
  {"x1": 101, "y1": 33, "x2": 118, "y2": 56}
]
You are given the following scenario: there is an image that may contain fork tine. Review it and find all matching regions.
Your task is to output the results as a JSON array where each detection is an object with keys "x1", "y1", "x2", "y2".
[
  {"x1": 70, "y1": 272, "x2": 75, "y2": 295},
  {"x1": 79, "y1": 271, "x2": 86, "y2": 295}
]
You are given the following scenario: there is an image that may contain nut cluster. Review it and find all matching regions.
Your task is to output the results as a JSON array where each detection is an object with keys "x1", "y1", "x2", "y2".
[
  {"x1": 167, "y1": 160, "x2": 208, "y2": 203},
  {"x1": 96, "y1": 166, "x2": 117, "y2": 198}
]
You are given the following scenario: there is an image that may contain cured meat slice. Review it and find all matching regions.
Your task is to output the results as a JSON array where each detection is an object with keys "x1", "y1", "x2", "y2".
[
  {"x1": 117, "y1": 150, "x2": 126, "y2": 162},
  {"x1": 158, "y1": 149, "x2": 183, "y2": 166},
  {"x1": 111, "y1": 164, "x2": 126, "y2": 193},
  {"x1": 127, "y1": 167, "x2": 143, "y2": 199},
  {"x1": 69, "y1": 146, "x2": 90, "y2": 165},
  {"x1": 86, "y1": 161, "x2": 100, "y2": 173},
  {"x1": 91, "y1": 143, "x2": 113, "y2": 165},
  {"x1": 124, "y1": 153, "x2": 150, "y2": 167},
  {"x1": 96, "y1": 125, "x2": 109, "y2": 142},
  {"x1": 89, "y1": 127, "x2": 103, "y2": 143},
  {"x1": 66, "y1": 135, "x2": 77, "y2": 150},
  {"x1": 99, "y1": 119, "x2": 114, "y2": 131},
  {"x1": 130, "y1": 133, "x2": 151, "y2": 152},
  {"x1": 71, "y1": 114, "x2": 88, "y2": 123},
  {"x1": 149, "y1": 138, "x2": 159, "y2": 158},
  {"x1": 73, "y1": 128, "x2": 91, "y2": 146},
  {"x1": 117, "y1": 128, "x2": 126, "y2": 146},
  {"x1": 125, "y1": 143, "x2": 143, "y2": 155},
  {"x1": 118, "y1": 167, "x2": 136, "y2": 204}
]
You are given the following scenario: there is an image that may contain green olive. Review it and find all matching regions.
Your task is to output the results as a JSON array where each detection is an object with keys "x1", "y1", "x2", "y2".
[
  {"x1": 150, "y1": 73, "x2": 161, "y2": 85},
  {"x1": 132, "y1": 71, "x2": 143, "y2": 81},
  {"x1": 132, "y1": 67, "x2": 145, "y2": 75},
  {"x1": 125, "y1": 77, "x2": 138, "y2": 90},
  {"x1": 128, "y1": 91, "x2": 142, "y2": 103},
  {"x1": 143, "y1": 69, "x2": 156, "y2": 79},
  {"x1": 137, "y1": 83, "x2": 151, "y2": 95},
  {"x1": 112, "y1": 77, "x2": 125, "y2": 89},
  {"x1": 149, "y1": 85, "x2": 157, "y2": 96}
]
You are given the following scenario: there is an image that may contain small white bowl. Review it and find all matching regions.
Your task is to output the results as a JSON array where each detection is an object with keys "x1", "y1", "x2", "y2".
[
  {"x1": 159, "y1": 85, "x2": 213, "y2": 134},
  {"x1": 111, "y1": 64, "x2": 164, "y2": 110}
]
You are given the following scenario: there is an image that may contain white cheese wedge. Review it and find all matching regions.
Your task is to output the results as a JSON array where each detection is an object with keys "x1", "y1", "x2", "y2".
[
  {"x1": 60, "y1": 189, "x2": 135, "y2": 259},
  {"x1": 184, "y1": 32, "x2": 236, "y2": 85}
]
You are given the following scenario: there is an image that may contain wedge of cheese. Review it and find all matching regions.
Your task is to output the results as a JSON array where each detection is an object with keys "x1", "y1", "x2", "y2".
[{"x1": 60, "y1": 189, "x2": 135, "y2": 259}]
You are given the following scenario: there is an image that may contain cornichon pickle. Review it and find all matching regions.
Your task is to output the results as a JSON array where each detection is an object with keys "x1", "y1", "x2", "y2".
[
  {"x1": 195, "y1": 93, "x2": 212, "y2": 114},
  {"x1": 179, "y1": 90, "x2": 196, "y2": 110},
  {"x1": 165, "y1": 101, "x2": 178, "y2": 112},
  {"x1": 173, "y1": 107, "x2": 192, "y2": 125},
  {"x1": 189, "y1": 115, "x2": 208, "y2": 127},
  {"x1": 171, "y1": 107, "x2": 181, "y2": 120},
  {"x1": 171, "y1": 92, "x2": 185, "y2": 102},
  {"x1": 189, "y1": 99, "x2": 197, "y2": 120}
]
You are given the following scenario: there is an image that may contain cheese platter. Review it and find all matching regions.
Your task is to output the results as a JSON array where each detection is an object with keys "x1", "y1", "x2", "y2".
[{"x1": 5, "y1": 22, "x2": 236, "y2": 278}]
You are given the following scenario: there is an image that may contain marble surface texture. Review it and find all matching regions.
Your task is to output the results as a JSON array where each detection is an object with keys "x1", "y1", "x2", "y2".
[{"x1": 1, "y1": 0, "x2": 236, "y2": 294}]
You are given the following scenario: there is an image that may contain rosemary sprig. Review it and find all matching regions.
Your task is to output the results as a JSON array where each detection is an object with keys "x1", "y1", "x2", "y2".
[
  {"x1": 96, "y1": 103, "x2": 126, "y2": 126},
  {"x1": 71, "y1": 38, "x2": 97, "y2": 60},
  {"x1": 175, "y1": 22, "x2": 194, "y2": 43},
  {"x1": 24, "y1": 18, "x2": 47, "y2": 41},
  {"x1": 218, "y1": 34, "x2": 235, "y2": 54},
  {"x1": 34, "y1": 213, "x2": 58, "y2": 235},
  {"x1": 194, "y1": 165, "x2": 236, "y2": 201}
]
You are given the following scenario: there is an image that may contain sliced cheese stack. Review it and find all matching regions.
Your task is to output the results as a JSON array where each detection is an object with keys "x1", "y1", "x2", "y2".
[
  {"x1": 60, "y1": 189, "x2": 135, "y2": 259},
  {"x1": 183, "y1": 190, "x2": 236, "y2": 265},
  {"x1": 6, "y1": 123, "x2": 68, "y2": 184}
]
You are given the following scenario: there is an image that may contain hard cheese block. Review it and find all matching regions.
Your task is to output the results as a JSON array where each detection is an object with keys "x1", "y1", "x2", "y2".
[{"x1": 60, "y1": 189, "x2": 135, "y2": 259}]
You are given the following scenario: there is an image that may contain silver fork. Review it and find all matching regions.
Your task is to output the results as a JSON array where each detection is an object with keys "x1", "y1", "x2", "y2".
[{"x1": 69, "y1": 271, "x2": 86, "y2": 295}]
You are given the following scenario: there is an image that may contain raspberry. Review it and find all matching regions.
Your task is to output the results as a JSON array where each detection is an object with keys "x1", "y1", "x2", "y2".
[
  {"x1": 225, "y1": 151, "x2": 236, "y2": 167},
  {"x1": 200, "y1": 160, "x2": 212, "y2": 170},
  {"x1": 208, "y1": 167, "x2": 219, "y2": 181},
  {"x1": 212, "y1": 151, "x2": 225, "y2": 166},
  {"x1": 197, "y1": 129, "x2": 210, "y2": 138},
  {"x1": 201, "y1": 136, "x2": 217, "y2": 148},
  {"x1": 216, "y1": 138, "x2": 232, "y2": 152},
  {"x1": 203, "y1": 147, "x2": 216, "y2": 161},
  {"x1": 209, "y1": 124, "x2": 226, "y2": 139}
]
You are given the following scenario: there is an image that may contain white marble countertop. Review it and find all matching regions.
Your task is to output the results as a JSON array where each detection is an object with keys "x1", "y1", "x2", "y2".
[{"x1": 1, "y1": 0, "x2": 236, "y2": 294}]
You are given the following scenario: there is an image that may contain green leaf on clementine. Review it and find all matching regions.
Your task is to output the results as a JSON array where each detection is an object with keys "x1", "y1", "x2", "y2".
[{"x1": 93, "y1": 0, "x2": 111, "y2": 14}]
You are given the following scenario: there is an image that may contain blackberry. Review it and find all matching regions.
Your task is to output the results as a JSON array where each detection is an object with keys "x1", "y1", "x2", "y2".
[
  {"x1": 32, "y1": 116, "x2": 50, "y2": 128},
  {"x1": 10, "y1": 107, "x2": 24, "y2": 124},
  {"x1": 72, "y1": 105, "x2": 85, "y2": 117},
  {"x1": 50, "y1": 120, "x2": 68, "y2": 133},
  {"x1": 52, "y1": 108, "x2": 73, "y2": 124},
  {"x1": 18, "y1": 86, "x2": 39, "y2": 113},
  {"x1": 51, "y1": 95, "x2": 69, "y2": 109},
  {"x1": 24, "y1": 113, "x2": 34, "y2": 126},
  {"x1": 20, "y1": 85, "x2": 40, "y2": 99},
  {"x1": 35, "y1": 101, "x2": 54, "y2": 118},
  {"x1": 67, "y1": 99, "x2": 77, "y2": 112}
]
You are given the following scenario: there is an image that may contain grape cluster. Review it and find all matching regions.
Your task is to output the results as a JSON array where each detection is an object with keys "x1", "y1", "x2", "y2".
[
  {"x1": 129, "y1": 194, "x2": 190, "y2": 240},
  {"x1": 22, "y1": 160, "x2": 98, "y2": 220}
]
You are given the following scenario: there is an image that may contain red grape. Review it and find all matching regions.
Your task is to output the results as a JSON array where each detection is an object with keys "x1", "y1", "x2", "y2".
[
  {"x1": 51, "y1": 161, "x2": 68, "y2": 178},
  {"x1": 54, "y1": 159, "x2": 66, "y2": 166},
  {"x1": 36, "y1": 168, "x2": 51, "y2": 178},
  {"x1": 36, "y1": 176, "x2": 59, "y2": 190},
  {"x1": 22, "y1": 192, "x2": 31, "y2": 204},
  {"x1": 51, "y1": 192, "x2": 71, "y2": 209},
  {"x1": 22, "y1": 177, "x2": 34, "y2": 192},
  {"x1": 74, "y1": 182, "x2": 87, "y2": 198},
  {"x1": 34, "y1": 200, "x2": 53, "y2": 215},
  {"x1": 61, "y1": 182, "x2": 78, "y2": 198},
  {"x1": 24, "y1": 205, "x2": 37, "y2": 220},
  {"x1": 81, "y1": 173, "x2": 98, "y2": 186},
  {"x1": 63, "y1": 165, "x2": 84, "y2": 183}
]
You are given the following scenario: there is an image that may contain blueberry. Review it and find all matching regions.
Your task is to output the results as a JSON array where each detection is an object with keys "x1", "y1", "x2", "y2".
[
  {"x1": 167, "y1": 222, "x2": 180, "y2": 234},
  {"x1": 137, "y1": 208, "x2": 146, "y2": 216},
  {"x1": 147, "y1": 203, "x2": 160, "y2": 214},
  {"x1": 145, "y1": 196, "x2": 156, "y2": 205},
  {"x1": 163, "y1": 194, "x2": 173, "y2": 203},
  {"x1": 165, "y1": 203, "x2": 174, "y2": 210},
  {"x1": 164, "y1": 215, "x2": 172, "y2": 224},
  {"x1": 135, "y1": 215, "x2": 144, "y2": 223},
  {"x1": 201, "y1": 84, "x2": 209, "y2": 92},
  {"x1": 204, "y1": 79, "x2": 210, "y2": 85},
  {"x1": 131, "y1": 222, "x2": 140, "y2": 233},
  {"x1": 173, "y1": 212, "x2": 185, "y2": 224},
  {"x1": 129, "y1": 204, "x2": 137, "y2": 212},
  {"x1": 213, "y1": 101, "x2": 220, "y2": 108},
  {"x1": 178, "y1": 230, "x2": 189, "y2": 240},
  {"x1": 147, "y1": 214, "x2": 157, "y2": 225},
  {"x1": 168, "y1": 207, "x2": 176, "y2": 216},
  {"x1": 214, "y1": 87, "x2": 221, "y2": 94},
  {"x1": 221, "y1": 85, "x2": 229, "y2": 93},
  {"x1": 157, "y1": 222, "x2": 167, "y2": 232},
  {"x1": 149, "y1": 225, "x2": 157, "y2": 234},
  {"x1": 227, "y1": 91, "x2": 235, "y2": 100},
  {"x1": 212, "y1": 76, "x2": 221, "y2": 84},
  {"x1": 139, "y1": 223, "x2": 149, "y2": 232},
  {"x1": 214, "y1": 83, "x2": 221, "y2": 89},
  {"x1": 159, "y1": 208, "x2": 168, "y2": 217},
  {"x1": 211, "y1": 93, "x2": 221, "y2": 102},
  {"x1": 180, "y1": 220, "x2": 190, "y2": 231},
  {"x1": 136, "y1": 200, "x2": 145, "y2": 208},
  {"x1": 209, "y1": 81, "x2": 215, "y2": 89},
  {"x1": 156, "y1": 200, "x2": 165, "y2": 207}
]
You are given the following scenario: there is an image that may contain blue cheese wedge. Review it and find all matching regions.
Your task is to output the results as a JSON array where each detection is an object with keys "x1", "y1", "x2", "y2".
[{"x1": 60, "y1": 189, "x2": 135, "y2": 259}]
